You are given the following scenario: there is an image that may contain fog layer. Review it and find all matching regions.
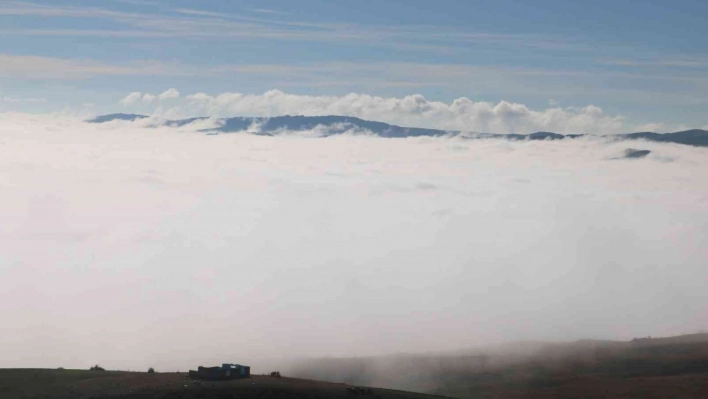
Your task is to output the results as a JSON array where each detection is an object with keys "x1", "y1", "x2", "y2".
[{"x1": 1, "y1": 113, "x2": 706, "y2": 372}]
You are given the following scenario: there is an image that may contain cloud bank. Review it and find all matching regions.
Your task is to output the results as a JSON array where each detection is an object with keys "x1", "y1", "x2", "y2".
[
  {"x1": 119, "y1": 91, "x2": 142, "y2": 106},
  {"x1": 116, "y1": 89, "x2": 634, "y2": 135},
  {"x1": 1, "y1": 112, "x2": 707, "y2": 373},
  {"x1": 120, "y1": 88, "x2": 180, "y2": 106},
  {"x1": 158, "y1": 88, "x2": 180, "y2": 101}
]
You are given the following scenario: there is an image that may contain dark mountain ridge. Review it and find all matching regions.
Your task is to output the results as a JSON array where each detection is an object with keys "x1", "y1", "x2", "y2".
[{"x1": 87, "y1": 114, "x2": 708, "y2": 147}]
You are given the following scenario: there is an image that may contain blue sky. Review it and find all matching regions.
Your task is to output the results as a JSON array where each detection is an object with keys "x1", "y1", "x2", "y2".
[{"x1": 1, "y1": 0, "x2": 708, "y2": 131}]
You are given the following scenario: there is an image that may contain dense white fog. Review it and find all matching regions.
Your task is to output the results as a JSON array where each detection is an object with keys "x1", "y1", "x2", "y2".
[{"x1": 1, "y1": 113, "x2": 707, "y2": 372}]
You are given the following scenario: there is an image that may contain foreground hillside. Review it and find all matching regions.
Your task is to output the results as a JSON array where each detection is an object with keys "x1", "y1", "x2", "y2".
[
  {"x1": 0, "y1": 371, "x2": 448, "y2": 399},
  {"x1": 4, "y1": 334, "x2": 708, "y2": 398},
  {"x1": 289, "y1": 334, "x2": 708, "y2": 398}
]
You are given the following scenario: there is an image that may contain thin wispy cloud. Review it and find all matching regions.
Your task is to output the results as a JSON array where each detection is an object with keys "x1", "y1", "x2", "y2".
[
  {"x1": 0, "y1": 1, "x2": 708, "y2": 130},
  {"x1": 0, "y1": 54, "x2": 189, "y2": 78},
  {"x1": 0, "y1": 2, "x2": 610, "y2": 53},
  {"x1": 1, "y1": 96, "x2": 47, "y2": 103},
  {"x1": 0, "y1": 1, "x2": 142, "y2": 19},
  {"x1": 2, "y1": 51, "x2": 704, "y2": 111},
  {"x1": 173, "y1": 8, "x2": 229, "y2": 18},
  {"x1": 113, "y1": 0, "x2": 162, "y2": 6},
  {"x1": 3, "y1": 0, "x2": 707, "y2": 90},
  {"x1": 600, "y1": 57, "x2": 708, "y2": 68},
  {"x1": 248, "y1": 8, "x2": 281, "y2": 15}
]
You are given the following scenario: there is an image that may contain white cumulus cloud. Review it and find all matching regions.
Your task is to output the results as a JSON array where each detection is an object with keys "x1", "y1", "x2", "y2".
[
  {"x1": 119, "y1": 89, "x2": 181, "y2": 107},
  {"x1": 182, "y1": 90, "x2": 627, "y2": 134},
  {"x1": 158, "y1": 88, "x2": 180, "y2": 100},
  {"x1": 142, "y1": 93, "x2": 157, "y2": 103},
  {"x1": 118, "y1": 91, "x2": 142, "y2": 106}
]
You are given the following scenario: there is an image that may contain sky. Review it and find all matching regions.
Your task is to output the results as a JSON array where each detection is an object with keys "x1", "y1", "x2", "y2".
[
  {"x1": 1, "y1": 0, "x2": 708, "y2": 374},
  {"x1": 1, "y1": 0, "x2": 708, "y2": 132}
]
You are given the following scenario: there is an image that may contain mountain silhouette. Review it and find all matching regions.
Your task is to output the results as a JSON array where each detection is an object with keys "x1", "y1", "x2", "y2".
[
  {"x1": 87, "y1": 114, "x2": 708, "y2": 147},
  {"x1": 88, "y1": 113, "x2": 148, "y2": 123}
]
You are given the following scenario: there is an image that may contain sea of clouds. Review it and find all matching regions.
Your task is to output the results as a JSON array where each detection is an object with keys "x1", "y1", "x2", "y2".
[{"x1": 1, "y1": 112, "x2": 706, "y2": 372}]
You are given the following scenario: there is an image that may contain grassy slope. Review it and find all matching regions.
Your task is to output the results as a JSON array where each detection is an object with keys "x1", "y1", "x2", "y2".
[
  {"x1": 4, "y1": 334, "x2": 708, "y2": 399},
  {"x1": 0, "y1": 369, "x2": 183, "y2": 399},
  {"x1": 0, "y1": 372, "x2": 450, "y2": 399},
  {"x1": 290, "y1": 334, "x2": 708, "y2": 398}
]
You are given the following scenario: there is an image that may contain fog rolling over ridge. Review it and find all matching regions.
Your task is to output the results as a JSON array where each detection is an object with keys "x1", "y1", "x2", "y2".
[
  {"x1": 285, "y1": 334, "x2": 708, "y2": 397},
  {"x1": 89, "y1": 113, "x2": 708, "y2": 146},
  {"x1": 1, "y1": 113, "x2": 706, "y2": 375}
]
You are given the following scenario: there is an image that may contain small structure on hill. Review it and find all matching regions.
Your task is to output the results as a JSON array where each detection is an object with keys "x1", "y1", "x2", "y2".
[{"x1": 188, "y1": 363, "x2": 251, "y2": 381}]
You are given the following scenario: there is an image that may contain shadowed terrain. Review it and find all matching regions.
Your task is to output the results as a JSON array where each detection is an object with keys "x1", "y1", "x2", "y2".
[
  {"x1": 288, "y1": 334, "x2": 708, "y2": 399},
  {"x1": 4, "y1": 335, "x2": 708, "y2": 399},
  {"x1": 0, "y1": 372, "x2": 449, "y2": 399}
]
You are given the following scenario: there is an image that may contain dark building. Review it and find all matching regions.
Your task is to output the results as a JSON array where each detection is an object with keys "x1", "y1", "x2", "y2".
[{"x1": 189, "y1": 363, "x2": 251, "y2": 381}]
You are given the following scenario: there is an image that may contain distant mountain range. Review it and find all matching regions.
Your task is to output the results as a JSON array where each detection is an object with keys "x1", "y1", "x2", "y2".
[{"x1": 87, "y1": 113, "x2": 708, "y2": 147}]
